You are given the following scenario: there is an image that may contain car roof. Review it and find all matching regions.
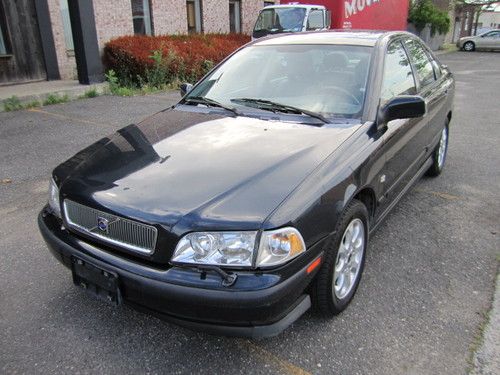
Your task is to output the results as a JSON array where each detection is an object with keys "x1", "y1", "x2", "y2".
[{"x1": 252, "y1": 30, "x2": 406, "y2": 47}]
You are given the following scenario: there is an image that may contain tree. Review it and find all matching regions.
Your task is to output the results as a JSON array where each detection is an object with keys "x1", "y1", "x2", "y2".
[
  {"x1": 409, "y1": 0, "x2": 451, "y2": 35},
  {"x1": 454, "y1": 0, "x2": 499, "y2": 35}
]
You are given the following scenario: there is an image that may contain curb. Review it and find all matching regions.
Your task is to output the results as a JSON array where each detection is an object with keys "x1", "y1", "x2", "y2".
[
  {"x1": 471, "y1": 273, "x2": 500, "y2": 374},
  {"x1": 1, "y1": 82, "x2": 109, "y2": 113}
]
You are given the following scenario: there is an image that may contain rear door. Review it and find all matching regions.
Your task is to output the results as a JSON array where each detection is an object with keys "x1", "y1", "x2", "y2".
[
  {"x1": 486, "y1": 30, "x2": 500, "y2": 49},
  {"x1": 477, "y1": 31, "x2": 500, "y2": 49},
  {"x1": 403, "y1": 37, "x2": 449, "y2": 158}
]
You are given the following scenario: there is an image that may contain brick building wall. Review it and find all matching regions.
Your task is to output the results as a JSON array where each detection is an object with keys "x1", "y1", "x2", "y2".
[
  {"x1": 151, "y1": 0, "x2": 187, "y2": 34},
  {"x1": 45, "y1": 0, "x2": 277, "y2": 81},
  {"x1": 93, "y1": 1, "x2": 134, "y2": 50},
  {"x1": 203, "y1": 0, "x2": 231, "y2": 33}
]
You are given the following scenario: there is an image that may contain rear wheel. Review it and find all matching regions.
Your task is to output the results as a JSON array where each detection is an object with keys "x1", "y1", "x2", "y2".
[
  {"x1": 463, "y1": 41, "x2": 475, "y2": 51},
  {"x1": 427, "y1": 122, "x2": 449, "y2": 177},
  {"x1": 311, "y1": 199, "x2": 368, "y2": 316}
]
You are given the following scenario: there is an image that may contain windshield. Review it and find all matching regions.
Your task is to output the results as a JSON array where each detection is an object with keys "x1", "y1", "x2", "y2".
[
  {"x1": 253, "y1": 7, "x2": 306, "y2": 37},
  {"x1": 185, "y1": 44, "x2": 373, "y2": 120}
]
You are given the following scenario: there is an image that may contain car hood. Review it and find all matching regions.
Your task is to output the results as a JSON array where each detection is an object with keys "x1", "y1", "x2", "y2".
[{"x1": 57, "y1": 107, "x2": 359, "y2": 232}]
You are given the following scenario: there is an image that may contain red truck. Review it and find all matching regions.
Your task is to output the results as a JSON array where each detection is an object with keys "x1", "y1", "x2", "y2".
[{"x1": 252, "y1": 1, "x2": 409, "y2": 39}]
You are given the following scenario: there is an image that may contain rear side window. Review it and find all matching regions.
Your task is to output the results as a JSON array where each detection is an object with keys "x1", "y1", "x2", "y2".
[
  {"x1": 404, "y1": 38, "x2": 436, "y2": 89},
  {"x1": 483, "y1": 31, "x2": 500, "y2": 38},
  {"x1": 381, "y1": 41, "x2": 416, "y2": 104}
]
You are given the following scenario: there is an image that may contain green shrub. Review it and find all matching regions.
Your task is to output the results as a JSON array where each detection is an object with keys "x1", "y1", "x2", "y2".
[
  {"x1": 24, "y1": 100, "x2": 41, "y2": 109},
  {"x1": 43, "y1": 94, "x2": 69, "y2": 106},
  {"x1": 144, "y1": 49, "x2": 169, "y2": 89},
  {"x1": 83, "y1": 87, "x2": 98, "y2": 98},
  {"x1": 105, "y1": 69, "x2": 135, "y2": 96},
  {"x1": 3, "y1": 96, "x2": 23, "y2": 112},
  {"x1": 409, "y1": 0, "x2": 450, "y2": 36},
  {"x1": 113, "y1": 86, "x2": 135, "y2": 96}
]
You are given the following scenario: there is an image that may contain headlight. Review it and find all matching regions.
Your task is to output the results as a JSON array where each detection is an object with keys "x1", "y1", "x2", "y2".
[
  {"x1": 171, "y1": 227, "x2": 306, "y2": 268},
  {"x1": 256, "y1": 227, "x2": 305, "y2": 267},
  {"x1": 171, "y1": 231, "x2": 257, "y2": 266},
  {"x1": 48, "y1": 178, "x2": 61, "y2": 218}
]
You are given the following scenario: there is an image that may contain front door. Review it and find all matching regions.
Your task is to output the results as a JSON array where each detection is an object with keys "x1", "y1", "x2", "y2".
[{"x1": 377, "y1": 40, "x2": 422, "y2": 213}]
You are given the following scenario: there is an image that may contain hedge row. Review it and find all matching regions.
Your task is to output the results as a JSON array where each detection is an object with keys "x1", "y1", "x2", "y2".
[{"x1": 103, "y1": 34, "x2": 251, "y2": 87}]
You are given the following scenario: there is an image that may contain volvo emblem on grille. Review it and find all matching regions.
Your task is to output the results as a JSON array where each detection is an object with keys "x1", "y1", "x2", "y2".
[{"x1": 97, "y1": 217, "x2": 109, "y2": 233}]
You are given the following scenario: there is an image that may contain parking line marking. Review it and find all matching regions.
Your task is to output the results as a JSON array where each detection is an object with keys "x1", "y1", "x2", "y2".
[
  {"x1": 415, "y1": 188, "x2": 461, "y2": 200},
  {"x1": 28, "y1": 108, "x2": 113, "y2": 127},
  {"x1": 239, "y1": 339, "x2": 312, "y2": 375}
]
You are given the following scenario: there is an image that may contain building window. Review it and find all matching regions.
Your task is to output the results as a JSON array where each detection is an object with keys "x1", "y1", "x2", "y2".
[
  {"x1": 131, "y1": 0, "x2": 152, "y2": 35},
  {"x1": 60, "y1": 0, "x2": 74, "y2": 51},
  {"x1": 229, "y1": 1, "x2": 241, "y2": 33},
  {"x1": 0, "y1": 0, "x2": 12, "y2": 55},
  {"x1": 264, "y1": 2, "x2": 274, "y2": 6},
  {"x1": 187, "y1": 0, "x2": 202, "y2": 34}
]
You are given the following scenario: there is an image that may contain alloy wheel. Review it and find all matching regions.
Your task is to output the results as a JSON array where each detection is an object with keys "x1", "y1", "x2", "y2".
[
  {"x1": 438, "y1": 126, "x2": 448, "y2": 169},
  {"x1": 333, "y1": 218, "x2": 365, "y2": 299},
  {"x1": 464, "y1": 42, "x2": 474, "y2": 51}
]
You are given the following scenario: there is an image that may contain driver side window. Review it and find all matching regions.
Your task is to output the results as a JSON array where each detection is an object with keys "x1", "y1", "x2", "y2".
[
  {"x1": 380, "y1": 41, "x2": 417, "y2": 105},
  {"x1": 307, "y1": 10, "x2": 324, "y2": 30}
]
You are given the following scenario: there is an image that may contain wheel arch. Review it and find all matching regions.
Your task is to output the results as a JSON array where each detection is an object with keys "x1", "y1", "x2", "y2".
[{"x1": 342, "y1": 185, "x2": 377, "y2": 227}]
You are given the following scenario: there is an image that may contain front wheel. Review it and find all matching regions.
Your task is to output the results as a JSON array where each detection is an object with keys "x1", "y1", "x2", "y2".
[
  {"x1": 311, "y1": 199, "x2": 368, "y2": 316},
  {"x1": 463, "y1": 41, "x2": 475, "y2": 51},
  {"x1": 427, "y1": 123, "x2": 449, "y2": 177}
]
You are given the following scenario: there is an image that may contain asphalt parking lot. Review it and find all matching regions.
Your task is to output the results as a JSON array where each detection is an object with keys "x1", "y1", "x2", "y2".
[{"x1": 1, "y1": 51, "x2": 499, "y2": 375}]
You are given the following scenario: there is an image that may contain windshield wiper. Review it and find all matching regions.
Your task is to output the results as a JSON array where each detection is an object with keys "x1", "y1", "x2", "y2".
[
  {"x1": 183, "y1": 96, "x2": 240, "y2": 116},
  {"x1": 230, "y1": 98, "x2": 329, "y2": 124}
]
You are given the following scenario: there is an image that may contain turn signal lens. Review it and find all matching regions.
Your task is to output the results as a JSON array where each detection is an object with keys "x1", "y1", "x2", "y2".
[{"x1": 257, "y1": 227, "x2": 306, "y2": 267}]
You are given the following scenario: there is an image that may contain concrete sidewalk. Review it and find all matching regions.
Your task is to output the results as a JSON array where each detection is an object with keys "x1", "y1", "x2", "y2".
[{"x1": 0, "y1": 80, "x2": 108, "y2": 111}]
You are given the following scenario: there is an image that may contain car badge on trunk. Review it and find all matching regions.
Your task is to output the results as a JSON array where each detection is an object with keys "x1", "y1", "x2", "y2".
[{"x1": 97, "y1": 217, "x2": 109, "y2": 233}]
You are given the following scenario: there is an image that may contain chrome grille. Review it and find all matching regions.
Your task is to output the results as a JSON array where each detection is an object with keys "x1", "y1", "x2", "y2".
[{"x1": 63, "y1": 200, "x2": 157, "y2": 254}]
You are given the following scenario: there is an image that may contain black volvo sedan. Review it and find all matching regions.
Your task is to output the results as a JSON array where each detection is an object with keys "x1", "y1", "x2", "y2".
[{"x1": 39, "y1": 31, "x2": 454, "y2": 338}]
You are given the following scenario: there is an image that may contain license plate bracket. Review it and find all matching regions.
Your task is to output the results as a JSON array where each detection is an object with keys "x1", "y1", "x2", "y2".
[{"x1": 71, "y1": 257, "x2": 121, "y2": 306}]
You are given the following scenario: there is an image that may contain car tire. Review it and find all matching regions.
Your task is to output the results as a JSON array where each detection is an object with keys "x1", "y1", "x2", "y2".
[
  {"x1": 427, "y1": 121, "x2": 449, "y2": 177},
  {"x1": 311, "y1": 199, "x2": 369, "y2": 317},
  {"x1": 463, "y1": 41, "x2": 475, "y2": 51}
]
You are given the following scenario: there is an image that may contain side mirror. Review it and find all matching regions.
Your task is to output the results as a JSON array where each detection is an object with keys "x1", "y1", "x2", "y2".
[
  {"x1": 180, "y1": 83, "x2": 193, "y2": 97},
  {"x1": 377, "y1": 95, "x2": 426, "y2": 131}
]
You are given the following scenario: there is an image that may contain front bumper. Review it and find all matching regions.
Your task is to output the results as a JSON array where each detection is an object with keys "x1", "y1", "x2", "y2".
[{"x1": 38, "y1": 209, "x2": 323, "y2": 338}]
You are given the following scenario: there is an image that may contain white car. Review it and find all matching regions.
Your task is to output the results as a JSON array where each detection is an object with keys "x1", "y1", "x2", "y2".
[{"x1": 457, "y1": 29, "x2": 500, "y2": 51}]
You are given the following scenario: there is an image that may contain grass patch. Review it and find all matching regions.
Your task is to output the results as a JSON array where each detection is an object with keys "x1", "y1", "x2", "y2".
[
  {"x1": 3, "y1": 96, "x2": 23, "y2": 112},
  {"x1": 79, "y1": 87, "x2": 99, "y2": 99},
  {"x1": 3, "y1": 96, "x2": 41, "y2": 111},
  {"x1": 104, "y1": 69, "x2": 171, "y2": 97},
  {"x1": 24, "y1": 100, "x2": 41, "y2": 109},
  {"x1": 43, "y1": 93, "x2": 69, "y2": 106},
  {"x1": 440, "y1": 43, "x2": 458, "y2": 53}
]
